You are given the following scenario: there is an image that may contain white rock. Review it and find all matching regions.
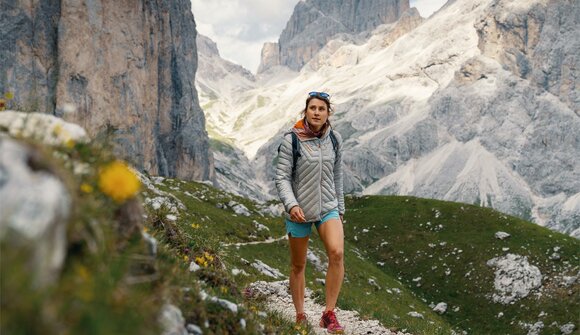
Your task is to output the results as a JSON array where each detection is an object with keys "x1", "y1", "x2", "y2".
[
  {"x1": 560, "y1": 323, "x2": 576, "y2": 335},
  {"x1": 495, "y1": 231, "x2": 511, "y2": 240},
  {"x1": 254, "y1": 220, "x2": 270, "y2": 231},
  {"x1": 251, "y1": 260, "x2": 284, "y2": 278},
  {"x1": 0, "y1": 111, "x2": 89, "y2": 146},
  {"x1": 432, "y1": 302, "x2": 447, "y2": 314},
  {"x1": 407, "y1": 311, "x2": 424, "y2": 319},
  {"x1": 562, "y1": 275, "x2": 577, "y2": 287},
  {"x1": 258, "y1": 203, "x2": 284, "y2": 217},
  {"x1": 232, "y1": 268, "x2": 249, "y2": 276},
  {"x1": 307, "y1": 249, "x2": 327, "y2": 272},
  {"x1": 519, "y1": 321, "x2": 543, "y2": 335},
  {"x1": 214, "y1": 297, "x2": 238, "y2": 313},
  {"x1": 189, "y1": 262, "x2": 201, "y2": 272},
  {"x1": 228, "y1": 201, "x2": 251, "y2": 216},
  {"x1": 368, "y1": 278, "x2": 381, "y2": 289},
  {"x1": 142, "y1": 231, "x2": 158, "y2": 256},
  {"x1": 487, "y1": 253, "x2": 542, "y2": 304},
  {"x1": 0, "y1": 138, "x2": 71, "y2": 287},
  {"x1": 186, "y1": 324, "x2": 203, "y2": 335},
  {"x1": 159, "y1": 304, "x2": 188, "y2": 335}
]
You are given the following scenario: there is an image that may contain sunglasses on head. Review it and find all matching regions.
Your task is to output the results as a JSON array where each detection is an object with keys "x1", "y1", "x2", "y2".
[{"x1": 308, "y1": 91, "x2": 330, "y2": 99}]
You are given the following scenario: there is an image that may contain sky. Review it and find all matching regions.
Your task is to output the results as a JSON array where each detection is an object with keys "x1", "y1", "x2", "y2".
[{"x1": 191, "y1": 0, "x2": 447, "y2": 73}]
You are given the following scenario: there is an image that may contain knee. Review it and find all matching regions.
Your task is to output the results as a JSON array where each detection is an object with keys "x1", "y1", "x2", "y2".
[
  {"x1": 291, "y1": 261, "x2": 306, "y2": 274},
  {"x1": 328, "y1": 249, "x2": 344, "y2": 265}
]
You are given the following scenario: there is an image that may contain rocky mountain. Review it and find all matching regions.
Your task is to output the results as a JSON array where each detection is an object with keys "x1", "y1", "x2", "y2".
[
  {"x1": 258, "y1": 0, "x2": 411, "y2": 73},
  {"x1": 196, "y1": 0, "x2": 579, "y2": 236},
  {"x1": 0, "y1": 0, "x2": 214, "y2": 182}
]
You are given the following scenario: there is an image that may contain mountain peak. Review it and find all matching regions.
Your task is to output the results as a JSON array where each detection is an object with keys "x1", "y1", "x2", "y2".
[
  {"x1": 258, "y1": 0, "x2": 411, "y2": 73},
  {"x1": 197, "y1": 34, "x2": 220, "y2": 57}
]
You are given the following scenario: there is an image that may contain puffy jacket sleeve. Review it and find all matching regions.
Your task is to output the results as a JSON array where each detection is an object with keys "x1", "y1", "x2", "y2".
[
  {"x1": 275, "y1": 133, "x2": 299, "y2": 213},
  {"x1": 333, "y1": 131, "x2": 345, "y2": 215}
]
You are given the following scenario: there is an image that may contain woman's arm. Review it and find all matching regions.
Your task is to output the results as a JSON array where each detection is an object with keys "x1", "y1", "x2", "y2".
[
  {"x1": 275, "y1": 134, "x2": 300, "y2": 214},
  {"x1": 333, "y1": 133, "x2": 345, "y2": 217}
]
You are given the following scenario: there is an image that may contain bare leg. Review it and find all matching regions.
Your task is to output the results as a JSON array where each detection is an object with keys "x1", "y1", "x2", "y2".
[
  {"x1": 289, "y1": 234, "x2": 310, "y2": 314},
  {"x1": 317, "y1": 219, "x2": 344, "y2": 311}
]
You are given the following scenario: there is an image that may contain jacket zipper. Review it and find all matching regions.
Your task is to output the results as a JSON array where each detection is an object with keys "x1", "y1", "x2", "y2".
[{"x1": 318, "y1": 139, "x2": 323, "y2": 221}]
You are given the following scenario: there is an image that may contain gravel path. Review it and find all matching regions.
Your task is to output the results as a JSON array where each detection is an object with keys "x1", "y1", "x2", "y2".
[{"x1": 247, "y1": 280, "x2": 411, "y2": 335}]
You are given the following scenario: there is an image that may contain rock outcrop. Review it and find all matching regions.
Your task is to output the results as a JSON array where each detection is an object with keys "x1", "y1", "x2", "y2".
[
  {"x1": 476, "y1": 0, "x2": 579, "y2": 115},
  {"x1": 256, "y1": 42, "x2": 280, "y2": 74},
  {"x1": 258, "y1": 0, "x2": 410, "y2": 72},
  {"x1": 0, "y1": 136, "x2": 71, "y2": 288},
  {"x1": 0, "y1": 0, "x2": 214, "y2": 182}
]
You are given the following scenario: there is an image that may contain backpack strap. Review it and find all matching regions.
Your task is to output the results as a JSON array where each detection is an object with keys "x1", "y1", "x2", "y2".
[
  {"x1": 277, "y1": 132, "x2": 301, "y2": 180},
  {"x1": 291, "y1": 132, "x2": 301, "y2": 180},
  {"x1": 329, "y1": 130, "x2": 338, "y2": 152},
  {"x1": 329, "y1": 130, "x2": 340, "y2": 163}
]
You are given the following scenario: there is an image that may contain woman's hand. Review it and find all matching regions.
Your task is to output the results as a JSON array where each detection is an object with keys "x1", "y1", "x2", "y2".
[
  {"x1": 339, "y1": 214, "x2": 344, "y2": 223},
  {"x1": 289, "y1": 206, "x2": 306, "y2": 222}
]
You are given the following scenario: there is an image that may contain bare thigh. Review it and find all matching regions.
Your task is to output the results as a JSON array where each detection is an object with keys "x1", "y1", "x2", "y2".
[
  {"x1": 289, "y1": 235, "x2": 310, "y2": 266},
  {"x1": 316, "y1": 218, "x2": 344, "y2": 254}
]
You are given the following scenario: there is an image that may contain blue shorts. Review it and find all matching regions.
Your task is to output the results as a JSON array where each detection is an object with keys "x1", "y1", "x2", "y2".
[{"x1": 285, "y1": 209, "x2": 340, "y2": 238}]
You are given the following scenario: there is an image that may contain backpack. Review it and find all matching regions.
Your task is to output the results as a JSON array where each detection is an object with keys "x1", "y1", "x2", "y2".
[{"x1": 278, "y1": 130, "x2": 339, "y2": 180}]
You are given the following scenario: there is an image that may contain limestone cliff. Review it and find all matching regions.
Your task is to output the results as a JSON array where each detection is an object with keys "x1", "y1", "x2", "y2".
[
  {"x1": 258, "y1": 0, "x2": 410, "y2": 73},
  {"x1": 0, "y1": 0, "x2": 214, "y2": 181},
  {"x1": 476, "y1": 0, "x2": 579, "y2": 115}
]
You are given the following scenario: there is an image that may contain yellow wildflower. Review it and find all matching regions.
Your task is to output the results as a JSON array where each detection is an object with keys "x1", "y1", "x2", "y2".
[
  {"x1": 4, "y1": 92, "x2": 14, "y2": 100},
  {"x1": 191, "y1": 223, "x2": 200, "y2": 229},
  {"x1": 195, "y1": 256, "x2": 205, "y2": 265},
  {"x1": 98, "y1": 160, "x2": 141, "y2": 203},
  {"x1": 65, "y1": 138, "x2": 75, "y2": 149},
  {"x1": 80, "y1": 183, "x2": 93, "y2": 193},
  {"x1": 220, "y1": 286, "x2": 228, "y2": 294},
  {"x1": 184, "y1": 255, "x2": 189, "y2": 262},
  {"x1": 77, "y1": 265, "x2": 90, "y2": 281},
  {"x1": 52, "y1": 124, "x2": 63, "y2": 136}
]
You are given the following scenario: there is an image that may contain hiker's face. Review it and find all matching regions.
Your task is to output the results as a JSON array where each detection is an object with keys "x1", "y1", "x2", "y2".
[{"x1": 305, "y1": 98, "x2": 328, "y2": 132}]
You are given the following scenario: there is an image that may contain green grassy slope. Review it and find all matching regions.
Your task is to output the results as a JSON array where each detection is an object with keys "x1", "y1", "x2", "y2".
[
  {"x1": 145, "y1": 179, "x2": 579, "y2": 335},
  {"x1": 345, "y1": 195, "x2": 579, "y2": 335},
  {"x1": 7, "y1": 141, "x2": 576, "y2": 335}
]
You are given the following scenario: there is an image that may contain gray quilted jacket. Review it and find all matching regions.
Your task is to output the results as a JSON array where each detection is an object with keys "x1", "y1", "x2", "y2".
[{"x1": 275, "y1": 127, "x2": 345, "y2": 222}]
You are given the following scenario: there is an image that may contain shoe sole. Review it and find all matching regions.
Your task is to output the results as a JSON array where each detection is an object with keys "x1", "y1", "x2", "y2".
[{"x1": 320, "y1": 322, "x2": 345, "y2": 334}]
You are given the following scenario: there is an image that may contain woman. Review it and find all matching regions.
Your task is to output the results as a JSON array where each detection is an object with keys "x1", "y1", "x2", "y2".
[{"x1": 275, "y1": 91, "x2": 345, "y2": 334}]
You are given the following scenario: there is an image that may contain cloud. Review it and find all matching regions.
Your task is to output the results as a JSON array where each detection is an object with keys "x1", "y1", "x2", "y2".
[{"x1": 410, "y1": 0, "x2": 447, "y2": 18}]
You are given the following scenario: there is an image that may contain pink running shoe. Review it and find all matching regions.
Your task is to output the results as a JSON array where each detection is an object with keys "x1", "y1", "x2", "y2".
[
  {"x1": 296, "y1": 312, "x2": 308, "y2": 326},
  {"x1": 319, "y1": 310, "x2": 345, "y2": 334}
]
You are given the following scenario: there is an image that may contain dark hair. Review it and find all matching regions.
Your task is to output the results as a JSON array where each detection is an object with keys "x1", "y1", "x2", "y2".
[{"x1": 301, "y1": 96, "x2": 333, "y2": 116}]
